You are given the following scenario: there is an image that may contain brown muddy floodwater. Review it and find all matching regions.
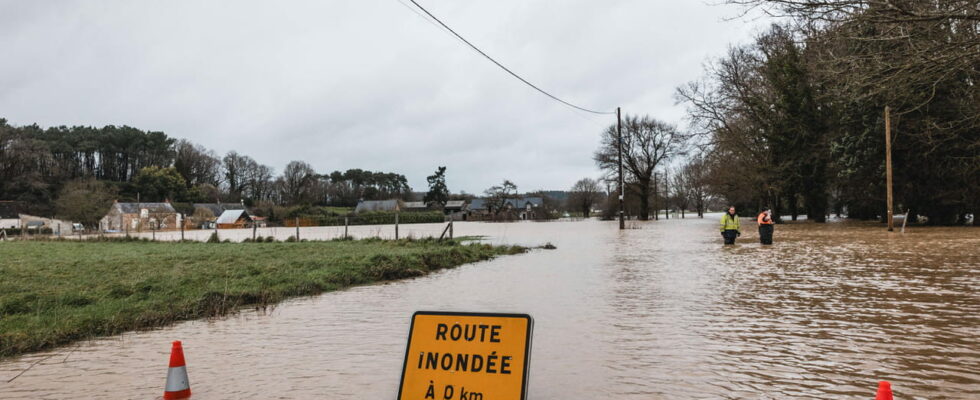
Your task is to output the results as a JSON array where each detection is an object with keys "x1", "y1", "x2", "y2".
[{"x1": 1, "y1": 216, "x2": 978, "y2": 399}]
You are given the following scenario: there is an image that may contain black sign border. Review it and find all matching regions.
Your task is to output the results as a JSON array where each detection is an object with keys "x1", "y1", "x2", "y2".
[{"x1": 397, "y1": 311, "x2": 534, "y2": 400}]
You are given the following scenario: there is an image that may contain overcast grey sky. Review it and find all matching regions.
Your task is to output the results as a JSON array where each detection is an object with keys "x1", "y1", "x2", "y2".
[{"x1": 0, "y1": 0, "x2": 769, "y2": 194}]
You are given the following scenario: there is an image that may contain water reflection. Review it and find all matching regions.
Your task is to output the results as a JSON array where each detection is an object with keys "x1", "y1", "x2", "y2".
[{"x1": 1, "y1": 217, "x2": 977, "y2": 399}]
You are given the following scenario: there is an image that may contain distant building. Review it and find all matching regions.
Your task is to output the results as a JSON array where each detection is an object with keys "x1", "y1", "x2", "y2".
[
  {"x1": 0, "y1": 202, "x2": 75, "y2": 233},
  {"x1": 0, "y1": 201, "x2": 21, "y2": 229},
  {"x1": 354, "y1": 199, "x2": 402, "y2": 213},
  {"x1": 19, "y1": 215, "x2": 75, "y2": 235},
  {"x1": 191, "y1": 203, "x2": 245, "y2": 229},
  {"x1": 216, "y1": 209, "x2": 253, "y2": 229},
  {"x1": 465, "y1": 197, "x2": 544, "y2": 221},
  {"x1": 402, "y1": 201, "x2": 431, "y2": 212},
  {"x1": 445, "y1": 200, "x2": 467, "y2": 220},
  {"x1": 503, "y1": 197, "x2": 544, "y2": 220},
  {"x1": 100, "y1": 201, "x2": 179, "y2": 232}
]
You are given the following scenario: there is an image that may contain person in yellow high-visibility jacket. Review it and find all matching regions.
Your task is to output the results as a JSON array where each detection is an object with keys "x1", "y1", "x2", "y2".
[{"x1": 720, "y1": 206, "x2": 740, "y2": 245}]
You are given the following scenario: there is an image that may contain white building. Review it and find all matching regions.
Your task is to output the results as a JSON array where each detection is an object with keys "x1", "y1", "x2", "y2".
[{"x1": 0, "y1": 201, "x2": 22, "y2": 229}]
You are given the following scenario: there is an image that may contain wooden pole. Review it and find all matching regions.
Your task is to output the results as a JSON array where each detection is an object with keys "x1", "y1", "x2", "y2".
[
  {"x1": 252, "y1": 221, "x2": 257, "y2": 241},
  {"x1": 295, "y1": 217, "x2": 300, "y2": 240},
  {"x1": 653, "y1": 173, "x2": 659, "y2": 221},
  {"x1": 395, "y1": 212, "x2": 399, "y2": 240},
  {"x1": 885, "y1": 106, "x2": 894, "y2": 231},
  {"x1": 617, "y1": 107, "x2": 625, "y2": 230},
  {"x1": 901, "y1": 208, "x2": 909, "y2": 234},
  {"x1": 449, "y1": 219, "x2": 454, "y2": 240},
  {"x1": 180, "y1": 214, "x2": 185, "y2": 241},
  {"x1": 344, "y1": 216, "x2": 349, "y2": 239}
]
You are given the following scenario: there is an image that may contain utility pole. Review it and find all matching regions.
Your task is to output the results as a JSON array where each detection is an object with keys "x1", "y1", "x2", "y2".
[
  {"x1": 653, "y1": 172, "x2": 659, "y2": 221},
  {"x1": 885, "y1": 106, "x2": 894, "y2": 231},
  {"x1": 136, "y1": 192, "x2": 141, "y2": 233},
  {"x1": 617, "y1": 107, "x2": 625, "y2": 230}
]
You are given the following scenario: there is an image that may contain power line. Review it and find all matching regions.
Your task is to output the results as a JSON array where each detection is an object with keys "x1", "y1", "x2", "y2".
[{"x1": 406, "y1": 0, "x2": 616, "y2": 115}]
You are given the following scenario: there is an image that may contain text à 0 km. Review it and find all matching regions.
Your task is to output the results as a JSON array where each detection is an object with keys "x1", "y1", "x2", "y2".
[{"x1": 398, "y1": 311, "x2": 533, "y2": 400}]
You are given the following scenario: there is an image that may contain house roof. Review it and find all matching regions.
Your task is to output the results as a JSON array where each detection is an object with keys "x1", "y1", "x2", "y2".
[
  {"x1": 355, "y1": 199, "x2": 401, "y2": 213},
  {"x1": 216, "y1": 209, "x2": 251, "y2": 224},
  {"x1": 114, "y1": 202, "x2": 176, "y2": 214},
  {"x1": 467, "y1": 199, "x2": 487, "y2": 211},
  {"x1": 0, "y1": 201, "x2": 21, "y2": 219},
  {"x1": 467, "y1": 197, "x2": 543, "y2": 211},
  {"x1": 445, "y1": 200, "x2": 466, "y2": 209},
  {"x1": 193, "y1": 203, "x2": 244, "y2": 217},
  {"x1": 506, "y1": 197, "x2": 543, "y2": 208}
]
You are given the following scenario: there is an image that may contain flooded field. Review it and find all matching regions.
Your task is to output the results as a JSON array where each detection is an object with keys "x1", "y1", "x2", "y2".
[{"x1": 1, "y1": 216, "x2": 977, "y2": 399}]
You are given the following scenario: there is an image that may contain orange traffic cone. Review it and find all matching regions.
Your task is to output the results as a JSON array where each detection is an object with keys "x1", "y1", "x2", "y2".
[
  {"x1": 164, "y1": 341, "x2": 192, "y2": 399},
  {"x1": 875, "y1": 381, "x2": 893, "y2": 400}
]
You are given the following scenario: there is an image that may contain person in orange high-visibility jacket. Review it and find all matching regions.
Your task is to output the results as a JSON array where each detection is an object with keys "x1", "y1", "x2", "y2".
[
  {"x1": 720, "y1": 206, "x2": 740, "y2": 245},
  {"x1": 757, "y1": 207, "x2": 774, "y2": 245}
]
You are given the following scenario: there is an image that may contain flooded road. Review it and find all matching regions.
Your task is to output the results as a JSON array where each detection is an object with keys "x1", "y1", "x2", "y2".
[{"x1": 2, "y1": 216, "x2": 978, "y2": 399}]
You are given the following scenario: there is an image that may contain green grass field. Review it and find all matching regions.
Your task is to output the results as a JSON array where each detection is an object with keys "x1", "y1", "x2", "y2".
[{"x1": 0, "y1": 238, "x2": 525, "y2": 358}]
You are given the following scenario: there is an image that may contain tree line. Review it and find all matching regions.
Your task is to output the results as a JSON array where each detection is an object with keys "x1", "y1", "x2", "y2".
[
  {"x1": 592, "y1": 1, "x2": 978, "y2": 225},
  {"x1": 0, "y1": 119, "x2": 412, "y2": 224}
]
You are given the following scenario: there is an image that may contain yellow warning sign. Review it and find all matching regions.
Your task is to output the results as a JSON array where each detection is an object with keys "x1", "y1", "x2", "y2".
[{"x1": 398, "y1": 311, "x2": 533, "y2": 400}]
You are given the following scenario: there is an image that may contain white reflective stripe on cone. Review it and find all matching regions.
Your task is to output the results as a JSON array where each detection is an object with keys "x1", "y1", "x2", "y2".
[{"x1": 165, "y1": 366, "x2": 190, "y2": 391}]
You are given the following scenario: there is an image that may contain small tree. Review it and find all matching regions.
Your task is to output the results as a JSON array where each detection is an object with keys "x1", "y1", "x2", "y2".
[
  {"x1": 484, "y1": 180, "x2": 517, "y2": 217},
  {"x1": 424, "y1": 166, "x2": 450, "y2": 207},
  {"x1": 568, "y1": 178, "x2": 603, "y2": 218},
  {"x1": 55, "y1": 178, "x2": 117, "y2": 228},
  {"x1": 681, "y1": 155, "x2": 710, "y2": 218},
  {"x1": 669, "y1": 168, "x2": 691, "y2": 218},
  {"x1": 190, "y1": 207, "x2": 215, "y2": 228}
]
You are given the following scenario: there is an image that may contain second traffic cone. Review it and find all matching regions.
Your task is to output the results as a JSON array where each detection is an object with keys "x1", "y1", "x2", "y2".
[
  {"x1": 875, "y1": 381, "x2": 893, "y2": 400},
  {"x1": 164, "y1": 341, "x2": 191, "y2": 399}
]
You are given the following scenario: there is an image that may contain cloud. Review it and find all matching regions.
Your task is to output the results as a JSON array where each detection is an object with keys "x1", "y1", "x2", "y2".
[{"x1": 0, "y1": 0, "x2": 769, "y2": 193}]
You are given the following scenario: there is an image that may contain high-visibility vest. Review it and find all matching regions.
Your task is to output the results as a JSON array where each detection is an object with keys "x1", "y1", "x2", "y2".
[
  {"x1": 757, "y1": 212, "x2": 774, "y2": 225},
  {"x1": 720, "y1": 213, "x2": 740, "y2": 231}
]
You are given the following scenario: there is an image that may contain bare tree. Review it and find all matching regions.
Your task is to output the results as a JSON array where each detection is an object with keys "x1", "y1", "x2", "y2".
[
  {"x1": 484, "y1": 180, "x2": 517, "y2": 217},
  {"x1": 568, "y1": 178, "x2": 603, "y2": 218},
  {"x1": 55, "y1": 178, "x2": 117, "y2": 228},
  {"x1": 667, "y1": 168, "x2": 692, "y2": 218},
  {"x1": 222, "y1": 151, "x2": 251, "y2": 198},
  {"x1": 729, "y1": 0, "x2": 980, "y2": 112},
  {"x1": 173, "y1": 140, "x2": 221, "y2": 188},
  {"x1": 281, "y1": 161, "x2": 317, "y2": 205},
  {"x1": 681, "y1": 155, "x2": 711, "y2": 218},
  {"x1": 594, "y1": 115, "x2": 687, "y2": 220}
]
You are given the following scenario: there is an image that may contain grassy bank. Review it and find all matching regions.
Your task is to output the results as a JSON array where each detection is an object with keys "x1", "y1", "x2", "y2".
[{"x1": 0, "y1": 239, "x2": 526, "y2": 358}]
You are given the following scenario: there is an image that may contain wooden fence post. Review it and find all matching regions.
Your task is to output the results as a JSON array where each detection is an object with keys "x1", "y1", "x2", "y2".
[{"x1": 395, "y1": 212, "x2": 399, "y2": 240}]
